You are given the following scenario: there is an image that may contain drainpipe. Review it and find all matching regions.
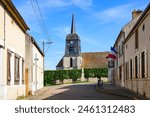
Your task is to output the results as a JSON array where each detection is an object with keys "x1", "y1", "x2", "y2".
[
  {"x1": 4, "y1": 5, "x2": 6, "y2": 49},
  {"x1": 123, "y1": 33, "x2": 125, "y2": 87}
]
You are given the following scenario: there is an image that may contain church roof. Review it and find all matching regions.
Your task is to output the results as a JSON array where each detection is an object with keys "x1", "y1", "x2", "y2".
[
  {"x1": 56, "y1": 58, "x2": 63, "y2": 67},
  {"x1": 71, "y1": 14, "x2": 76, "y2": 34},
  {"x1": 56, "y1": 52, "x2": 109, "y2": 69},
  {"x1": 66, "y1": 14, "x2": 80, "y2": 40},
  {"x1": 81, "y1": 52, "x2": 109, "y2": 68},
  {"x1": 66, "y1": 33, "x2": 80, "y2": 40}
]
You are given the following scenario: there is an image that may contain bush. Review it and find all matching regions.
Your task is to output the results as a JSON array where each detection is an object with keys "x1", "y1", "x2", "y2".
[
  {"x1": 44, "y1": 68, "x2": 107, "y2": 86},
  {"x1": 84, "y1": 68, "x2": 108, "y2": 80},
  {"x1": 44, "y1": 69, "x2": 82, "y2": 86}
]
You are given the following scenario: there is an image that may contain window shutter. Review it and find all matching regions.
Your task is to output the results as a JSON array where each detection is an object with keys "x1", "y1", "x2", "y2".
[
  {"x1": 138, "y1": 54, "x2": 140, "y2": 78},
  {"x1": 128, "y1": 60, "x2": 130, "y2": 79},
  {"x1": 139, "y1": 53, "x2": 141, "y2": 78},
  {"x1": 144, "y1": 50, "x2": 148, "y2": 78},
  {"x1": 7, "y1": 50, "x2": 11, "y2": 81},
  {"x1": 132, "y1": 58, "x2": 135, "y2": 79}
]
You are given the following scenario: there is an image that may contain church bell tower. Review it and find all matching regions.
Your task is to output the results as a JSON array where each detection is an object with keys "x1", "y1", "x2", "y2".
[
  {"x1": 63, "y1": 14, "x2": 82, "y2": 69},
  {"x1": 65, "y1": 14, "x2": 81, "y2": 56}
]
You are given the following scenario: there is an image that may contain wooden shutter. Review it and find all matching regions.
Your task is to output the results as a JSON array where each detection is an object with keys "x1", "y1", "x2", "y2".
[
  {"x1": 144, "y1": 50, "x2": 148, "y2": 78},
  {"x1": 132, "y1": 57, "x2": 135, "y2": 79},
  {"x1": 7, "y1": 50, "x2": 11, "y2": 84},
  {"x1": 139, "y1": 53, "x2": 141, "y2": 78}
]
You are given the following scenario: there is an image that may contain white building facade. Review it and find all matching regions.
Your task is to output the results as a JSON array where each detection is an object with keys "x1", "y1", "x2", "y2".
[
  {"x1": 113, "y1": 3, "x2": 150, "y2": 98},
  {"x1": 0, "y1": 0, "x2": 29, "y2": 99},
  {"x1": 25, "y1": 34, "x2": 44, "y2": 95}
]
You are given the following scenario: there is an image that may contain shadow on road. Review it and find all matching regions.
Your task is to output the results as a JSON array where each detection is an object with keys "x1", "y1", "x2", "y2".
[{"x1": 43, "y1": 84, "x2": 129, "y2": 100}]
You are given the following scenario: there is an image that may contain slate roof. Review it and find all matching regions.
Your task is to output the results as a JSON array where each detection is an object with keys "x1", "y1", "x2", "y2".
[
  {"x1": 66, "y1": 33, "x2": 80, "y2": 40},
  {"x1": 56, "y1": 58, "x2": 63, "y2": 67}
]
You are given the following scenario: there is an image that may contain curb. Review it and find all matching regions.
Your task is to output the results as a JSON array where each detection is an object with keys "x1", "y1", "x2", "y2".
[{"x1": 95, "y1": 85, "x2": 135, "y2": 100}]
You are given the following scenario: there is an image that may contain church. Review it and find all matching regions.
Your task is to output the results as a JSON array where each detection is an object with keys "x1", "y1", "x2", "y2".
[{"x1": 56, "y1": 14, "x2": 109, "y2": 70}]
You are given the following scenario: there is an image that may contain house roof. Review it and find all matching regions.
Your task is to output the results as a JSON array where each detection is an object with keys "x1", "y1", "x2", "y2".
[
  {"x1": 81, "y1": 52, "x2": 109, "y2": 68},
  {"x1": 26, "y1": 33, "x2": 44, "y2": 57},
  {"x1": 31, "y1": 37, "x2": 44, "y2": 57},
  {"x1": 124, "y1": 3, "x2": 150, "y2": 43},
  {"x1": 1, "y1": 0, "x2": 29, "y2": 32}
]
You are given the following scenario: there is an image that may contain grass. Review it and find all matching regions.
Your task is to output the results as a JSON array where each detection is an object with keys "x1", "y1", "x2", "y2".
[
  {"x1": 16, "y1": 95, "x2": 27, "y2": 100},
  {"x1": 44, "y1": 79, "x2": 90, "y2": 86}
]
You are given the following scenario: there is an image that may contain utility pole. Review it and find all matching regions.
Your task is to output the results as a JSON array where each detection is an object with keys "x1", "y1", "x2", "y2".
[
  {"x1": 42, "y1": 40, "x2": 53, "y2": 86},
  {"x1": 42, "y1": 40, "x2": 53, "y2": 55}
]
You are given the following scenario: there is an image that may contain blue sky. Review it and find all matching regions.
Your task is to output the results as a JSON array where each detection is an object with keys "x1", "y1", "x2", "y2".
[{"x1": 12, "y1": 0, "x2": 150, "y2": 70}]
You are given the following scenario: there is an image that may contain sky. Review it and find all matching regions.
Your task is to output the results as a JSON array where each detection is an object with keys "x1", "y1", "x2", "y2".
[{"x1": 12, "y1": 0, "x2": 150, "y2": 70}]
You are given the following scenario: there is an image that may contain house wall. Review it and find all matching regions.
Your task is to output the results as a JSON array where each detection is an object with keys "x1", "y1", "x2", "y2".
[
  {"x1": 124, "y1": 12, "x2": 150, "y2": 98},
  {"x1": 25, "y1": 35, "x2": 33, "y2": 94},
  {"x1": 115, "y1": 34, "x2": 124, "y2": 86},
  {"x1": 0, "y1": 3, "x2": 26, "y2": 99}
]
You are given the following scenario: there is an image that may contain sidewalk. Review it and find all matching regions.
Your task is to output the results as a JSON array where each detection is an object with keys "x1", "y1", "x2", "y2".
[
  {"x1": 25, "y1": 84, "x2": 73, "y2": 100},
  {"x1": 25, "y1": 82, "x2": 97, "y2": 100},
  {"x1": 96, "y1": 83, "x2": 149, "y2": 100}
]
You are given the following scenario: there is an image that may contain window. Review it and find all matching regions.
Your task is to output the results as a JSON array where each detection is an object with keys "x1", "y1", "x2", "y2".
[
  {"x1": 126, "y1": 62, "x2": 129, "y2": 79},
  {"x1": 135, "y1": 29, "x2": 139, "y2": 49},
  {"x1": 14, "y1": 55, "x2": 20, "y2": 85},
  {"x1": 130, "y1": 59, "x2": 132, "y2": 79},
  {"x1": 141, "y1": 52, "x2": 145, "y2": 78},
  {"x1": 135, "y1": 56, "x2": 138, "y2": 79},
  {"x1": 7, "y1": 50, "x2": 11, "y2": 85},
  {"x1": 126, "y1": 44, "x2": 127, "y2": 49},
  {"x1": 119, "y1": 66, "x2": 122, "y2": 80},
  {"x1": 108, "y1": 59, "x2": 114, "y2": 67},
  {"x1": 142, "y1": 24, "x2": 145, "y2": 31},
  {"x1": 122, "y1": 42, "x2": 124, "y2": 55},
  {"x1": 70, "y1": 58, "x2": 73, "y2": 67},
  {"x1": 22, "y1": 59, "x2": 24, "y2": 84},
  {"x1": 119, "y1": 45, "x2": 120, "y2": 57}
]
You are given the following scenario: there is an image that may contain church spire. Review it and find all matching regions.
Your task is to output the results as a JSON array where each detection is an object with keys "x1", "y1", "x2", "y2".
[{"x1": 71, "y1": 14, "x2": 76, "y2": 34}]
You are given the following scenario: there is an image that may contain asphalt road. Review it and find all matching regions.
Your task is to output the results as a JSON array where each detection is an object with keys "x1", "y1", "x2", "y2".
[{"x1": 43, "y1": 84, "x2": 129, "y2": 100}]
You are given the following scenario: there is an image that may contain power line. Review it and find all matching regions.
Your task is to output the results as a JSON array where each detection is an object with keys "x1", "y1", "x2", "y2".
[
  {"x1": 29, "y1": 0, "x2": 53, "y2": 55},
  {"x1": 34, "y1": 0, "x2": 51, "y2": 41},
  {"x1": 29, "y1": 0, "x2": 44, "y2": 33},
  {"x1": 29, "y1": 0, "x2": 52, "y2": 42}
]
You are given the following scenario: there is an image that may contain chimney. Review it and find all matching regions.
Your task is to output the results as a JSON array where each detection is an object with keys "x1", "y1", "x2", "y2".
[{"x1": 132, "y1": 9, "x2": 142, "y2": 19}]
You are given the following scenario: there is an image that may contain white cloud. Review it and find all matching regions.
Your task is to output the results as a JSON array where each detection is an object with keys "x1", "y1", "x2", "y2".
[
  {"x1": 72, "y1": 0, "x2": 93, "y2": 10},
  {"x1": 42, "y1": 0, "x2": 93, "y2": 10},
  {"x1": 95, "y1": 4, "x2": 135, "y2": 24},
  {"x1": 43, "y1": 0, "x2": 71, "y2": 8},
  {"x1": 52, "y1": 26, "x2": 70, "y2": 39}
]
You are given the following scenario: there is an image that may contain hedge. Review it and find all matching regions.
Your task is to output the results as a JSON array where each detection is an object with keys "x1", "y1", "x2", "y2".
[
  {"x1": 84, "y1": 68, "x2": 108, "y2": 80},
  {"x1": 44, "y1": 69, "x2": 82, "y2": 86},
  {"x1": 44, "y1": 68, "x2": 108, "y2": 86}
]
